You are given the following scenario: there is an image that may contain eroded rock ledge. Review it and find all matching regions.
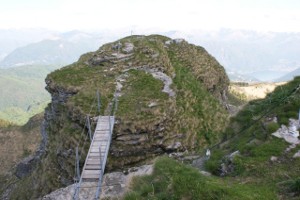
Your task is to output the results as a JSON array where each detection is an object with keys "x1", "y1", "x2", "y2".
[{"x1": 41, "y1": 165, "x2": 153, "y2": 200}]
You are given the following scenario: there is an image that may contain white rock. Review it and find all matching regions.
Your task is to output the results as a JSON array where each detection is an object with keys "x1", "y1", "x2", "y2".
[
  {"x1": 229, "y1": 150, "x2": 240, "y2": 160},
  {"x1": 42, "y1": 165, "x2": 153, "y2": 200},
  {"x1": 122, "y1": 43, "x2": 134, "y2": 53},
  {"x1": 200, "y1": 171, "x2": 211, "y2": 176},
  {"x1": 165, "y1": 40, "x2": 173, "y2": 45},
  {"x1": 293, "y1": 150, "x2": 300, "y2": 158},
  {"x1": 173, "y1": 38, "x2": 184, "y2": 44},
  {"x1": 148, "y1": 102, "x2": 158, "y2": 108},
  {"x1": 116, "y1": 82, "x2": 123, "y2": 91},
  {"x1": 272, "y1": 122, "x2": 300, "y2": 144},
  {"x1": 270, "y1": 156, "x2": 278, "y2": 161}
]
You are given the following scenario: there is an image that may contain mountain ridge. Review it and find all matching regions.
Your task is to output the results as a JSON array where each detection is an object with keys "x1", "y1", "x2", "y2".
[{"x1": 3, "y1": 34, "x2": 231, "y2": 199}]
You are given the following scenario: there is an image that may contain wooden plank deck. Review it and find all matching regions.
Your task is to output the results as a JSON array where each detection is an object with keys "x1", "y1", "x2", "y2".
[{"x1": 81, "y1": 116, "x2": 114, "y2": 181}]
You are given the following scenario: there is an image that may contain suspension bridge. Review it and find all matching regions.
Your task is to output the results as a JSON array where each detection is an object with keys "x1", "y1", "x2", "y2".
[{"x1": 73, "y1": 90, "x2": 117, "y2": 200}]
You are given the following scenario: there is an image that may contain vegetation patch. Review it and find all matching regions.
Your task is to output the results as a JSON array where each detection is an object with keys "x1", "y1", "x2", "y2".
[
  {"x1": 125, "y1": 156, "x2": 277, "y2": 200},
  {"x1": 0, "y1": 65, "x2": 60, "y2": 125},
  {"x1": 204, "y1": 76, "x2": 300, "y2": 199},
  {"x1": 170, "y1": 53, "x2": 229, "y2": 146}
]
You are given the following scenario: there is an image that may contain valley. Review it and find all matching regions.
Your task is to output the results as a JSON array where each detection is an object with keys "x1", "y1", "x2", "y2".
[
  {"x1": 0, "y1": 65, "x2": 57, "y2": 125},
  {"x1": 230, "y1": 82, "x2": 287, "y2": 101}
]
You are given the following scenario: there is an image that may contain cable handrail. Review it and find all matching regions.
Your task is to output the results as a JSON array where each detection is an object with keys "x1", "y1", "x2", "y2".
[{"x1": 73, "y1": 89, "x2": 118, "y2": 200}]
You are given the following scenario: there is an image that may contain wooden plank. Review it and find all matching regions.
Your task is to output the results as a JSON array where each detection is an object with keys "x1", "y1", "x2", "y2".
[
  {"x1": 87, "y1": 155, "x2": 105, "y2": 159},
  {"x1": 86, "y1": 159, "x2": 101, "y2": 165},
  {"x1": 80, "y1": 116, "x2": 115, "y2": 184},
  {"x1": 82, "y1": 173, "x2": 100, "y2": 179},
  {"x1": 90, "y1": 149, "x2": 106, "y2": 153},
  {"x1": 90, "y1": 143, "x2": 107, "y2": 146},
  {"x1": 91, "y1": 141, "x2": 109, "y2": 145},
  {"x1": 82, "y1": 170, "x2": 101, "y2": 175},
  {"x1": 93, "y1": 135, "x2": 109, "y2": 138},
  {"x1": 85, "y1": 164, "x2": 102, "y2": 170},
  {"x1": 94, "y1": 134, "x2": 109, "y2": 136},
  {"x1": 94, "y1": 134, "x2": 109, "y2": 137},
  {"x1": 94, "y1": 130, "x2": 109, "y2": 134},
  {"x1": 90, "y1": 148, "x2": 105, "y2": 151},
  {"x1": 96, "y1": 128, "x2": 110, "y2": 132},
  {"x1": 90, "y1": 146, "x2": 106, "y2": 149},
  {"x1": 90, "y1": 145, "x2": 106, "y2": 149},
  {"x1": 89, "y1": 152, "x2": 105, "y2": 157},
  {"x1": 92, "y1": 138, "x2": 109, "y2": 141},
  {"x1": 93, "y1": 138, "x2": 109, "y2": 141}
]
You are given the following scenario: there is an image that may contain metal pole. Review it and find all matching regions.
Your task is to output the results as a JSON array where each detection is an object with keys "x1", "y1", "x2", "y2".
[
  {"x1": 113, "y1": 97, "x2": 118, "y2": 116},
  {"x1": 73, "y1": 146, "x2": 80, "y2": 200},
  {"x1": 109, "y1": 116, "x2": 111, "y2": 137},
  {"x1": 118, "y1": 41, "x2": 121, "y2": 55},
  {"x1": 298, "y1": 108, "x2": 300, "y2": 125},
  {"x1": 87, "y1": 115, "x2": 92, "y2": 141},
  {"x1": 76, "y1": 146, "x2": 80, "y2": 180},
  {"x1": 97, "y1": 90, "x2": 101, "y2": 114}
]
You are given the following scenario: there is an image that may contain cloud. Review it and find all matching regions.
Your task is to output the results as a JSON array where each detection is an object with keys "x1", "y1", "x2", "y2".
[{"x1": 0, "y1": 0, "x2": 299, "y2": 32}]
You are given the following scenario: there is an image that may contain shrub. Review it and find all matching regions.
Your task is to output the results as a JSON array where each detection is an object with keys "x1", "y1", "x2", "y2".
[
  {"x1": 287, "y1": 110, "x2": 298, "y2": 119},
  {"x1": 232, "y1": 155, "x2": 246, "y2": 175},
  {"x1": 266, "y1": 122, "x2": 280, "y2": 134},
  {"x1": 290, "y1": 178, "x2": 300, "y2": 193},
  {"x1": 204, "y1": 149, "x2": 225, "y2": 175},
  {"x1": 278, "y1": 116, "x2": 289, "y2": 125}
]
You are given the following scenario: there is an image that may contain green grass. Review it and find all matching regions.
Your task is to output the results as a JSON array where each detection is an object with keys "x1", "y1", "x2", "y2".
[
  {"x1": 169, "y1": 54, "x2": 229, "y2": 146},
  {"x1": 0, "y1": 65, "x2": 60, "y2": 125},
  {"x1": 0, "y1": 118, "x2": 13, "y2": 127},
  {"x1": 117, "y1": 69, "x2": 168, "y2": 119},
  {"x1": 202, "y1": 76, "x2": 300, "y2": 199},
  {"x1": 125, "y1": 157, "x2": 277, "y2": 200},
  {"x1": 6, "y1": 35, "x2": 232, "y2": 199}
]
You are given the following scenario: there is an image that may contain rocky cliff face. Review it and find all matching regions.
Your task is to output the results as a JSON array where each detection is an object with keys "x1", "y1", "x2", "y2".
[{"x1": 8, "y1": 35, "x2": 230, "y2": 199}]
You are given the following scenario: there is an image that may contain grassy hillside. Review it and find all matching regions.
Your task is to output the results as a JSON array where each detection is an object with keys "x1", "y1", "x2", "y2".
[
  {"x1": 0, "y1": 114, "x2": 42, "y2": 198},
  {"x1": 204, "y1": 76, "x2": 300, "y2": 199},
  {"x1": 5, "y1": 35, "x2": 231, "y2": 199},
  {"x1": 124, "y1": 77, "x2": 300, "y2": 200},
  {"x1": 0, "y1": 65, "x2": 60, "y2": 124},
  {"x1": 125, "y1": 157, "x2": 277, "y2": 200}
]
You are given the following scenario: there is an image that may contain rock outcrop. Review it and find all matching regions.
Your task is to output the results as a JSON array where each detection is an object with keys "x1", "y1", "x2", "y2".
[
  {"x1": 41, "y1": 165, "x2": 153, "y2": 200},
  {"x1": 9, "y1": 35, "x2": 230, "y2": 199}
]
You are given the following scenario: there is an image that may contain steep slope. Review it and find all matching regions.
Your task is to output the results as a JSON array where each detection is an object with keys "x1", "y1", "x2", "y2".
[
  {"x1": 5, "y1": 35, "x2": 230, "y2": 199},
  {"x1": 124, "y1": 77, "x2": 300, "y2": 200},
  {"x1": 0, "y1": 114, "x2": 43, "y2": 198},
  {"x1": 0, "y1": 65, "x2": 58, "y2": 125},
  {"x1": 204, "y1": 76, "x2": 300, "y2": 199}
]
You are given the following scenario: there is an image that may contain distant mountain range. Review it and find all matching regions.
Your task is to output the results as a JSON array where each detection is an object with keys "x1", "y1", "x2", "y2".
[
  {"x1": 276, "y1": 67, "x2": 300, "y2": 82},
  {"x1": 0, "y1": 31, "x2": 108, "y2": 68},
  {"x1": 227, "y1": 71, "x2": 260, "y2": 83},
  {"x1": 0, "y1": 28, "x2": 57, "y2": 62},
  {"x1": 1, "y1": 29, "x2": 300, "y2": 124},
  {"x1": 1, "y1": 28, "x2": 299, "y2": 82},
  {"x1": 165, "y1": 29, "x2": 300, "y2": 82}
]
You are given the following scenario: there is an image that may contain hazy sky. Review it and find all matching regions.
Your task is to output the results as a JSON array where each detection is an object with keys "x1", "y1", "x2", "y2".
[{"x1": 0, "y1": 0, "x2": 299, "y2": 32}]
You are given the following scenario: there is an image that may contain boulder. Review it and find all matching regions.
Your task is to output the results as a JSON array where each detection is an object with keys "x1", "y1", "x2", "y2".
[
  {"x1": 122, "y1": 43, "x2": 134, "y2": 53},
  {"x1": 293, "y1": 150, "x2": 300, "y2": 158}
]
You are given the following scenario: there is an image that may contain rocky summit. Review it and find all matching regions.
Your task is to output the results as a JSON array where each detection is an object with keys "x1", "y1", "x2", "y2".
[{"x1": 6, "y1": 35, "x2": 230, "y2": 199}]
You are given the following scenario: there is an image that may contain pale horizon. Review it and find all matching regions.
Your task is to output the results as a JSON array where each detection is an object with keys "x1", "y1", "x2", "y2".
[{"x1": 0, "y1": 0, "x2": 300, "y2": 33}]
